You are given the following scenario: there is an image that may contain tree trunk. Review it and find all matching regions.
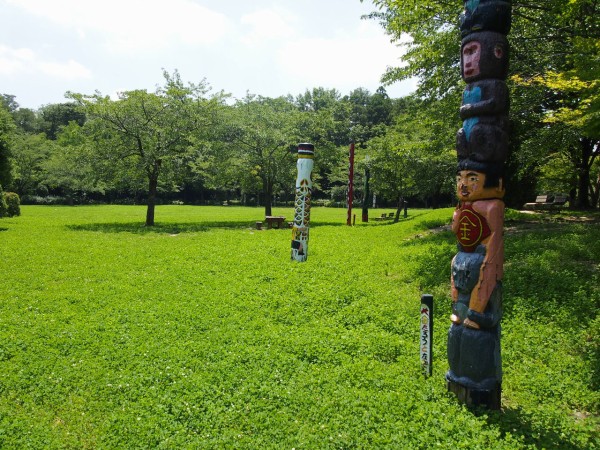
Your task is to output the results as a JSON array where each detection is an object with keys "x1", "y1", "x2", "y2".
[
  {"x1": 576, "y1": 138, "x2": 597, "y2": 209},
  {"x1": 394, "y1": 195, "x2": 402, "y2": 223},
  {"x1": 146, "y1": 173, "x2": 158, "y2": 227},
  {"x1": 577, "y1": 166, "x2": 591, "y2": 209},
  {"x1": 263, "y1": 179, "x2": 273, "y2": 217},
  {"x1": 592, "y1": 171, "x2": 600, "y2": 209}
]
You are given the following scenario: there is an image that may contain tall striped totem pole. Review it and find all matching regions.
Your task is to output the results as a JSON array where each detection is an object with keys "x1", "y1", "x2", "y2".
[
  {"x1": 291, "y1": 143, "x2": 314, "y2": 262},
  {"x1": 446, "y1": 0, "x2": 511, "y2": 409}
]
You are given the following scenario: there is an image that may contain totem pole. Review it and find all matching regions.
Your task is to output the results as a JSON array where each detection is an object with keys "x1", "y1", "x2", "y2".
[
  {"x1": 446, "y1": 0, "x2": 511, "y2": 410},
  {"x1": 291, "y1": 143, "x2": 314, "y2": 262}
]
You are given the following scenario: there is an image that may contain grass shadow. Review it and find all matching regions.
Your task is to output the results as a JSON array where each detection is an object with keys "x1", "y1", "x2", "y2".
[
  {"x1": 483, "y1": 406, "x2": 594, "y2": 450},
  {"x1": 67, "y1": 219, "x2": 350, "y2": 234},
  {"x1": 502, "y1": 220, "x2": 600, "y2": 328},
  {"x1": 405, "y1": 217, "x2": 599, "y2": 331},
  {"x1": 67, "y1": 221, "x2": 246, "y2": 234}
]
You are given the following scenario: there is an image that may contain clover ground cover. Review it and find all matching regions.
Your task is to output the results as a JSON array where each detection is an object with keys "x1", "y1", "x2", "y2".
[{"x1": 0, "y1": 206, "x2": 597, "y2": 448}]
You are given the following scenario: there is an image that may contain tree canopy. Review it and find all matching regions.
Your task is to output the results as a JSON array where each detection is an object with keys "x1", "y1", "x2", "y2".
[
  {"x1": 366, "y1": 0, "x2": 599, "y2": 208},
  {"x1": 68, "y1": 71, "x2": 224, "y2": 225}
]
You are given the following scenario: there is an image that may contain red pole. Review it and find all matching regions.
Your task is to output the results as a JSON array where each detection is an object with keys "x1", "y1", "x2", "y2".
[{"x1": 347, "y1": 142, "x2": 355, "y2": 226}]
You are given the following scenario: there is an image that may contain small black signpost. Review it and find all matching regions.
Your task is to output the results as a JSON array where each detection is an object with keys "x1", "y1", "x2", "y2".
[{"x1": 420, "y1": 294, "x2": 433, "y2": 377}]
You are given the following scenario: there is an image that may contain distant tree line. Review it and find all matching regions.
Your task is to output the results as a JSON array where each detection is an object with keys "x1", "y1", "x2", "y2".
[
  {"x1": 0, "y1": 72, "x2": 457, "y2": 225},
  {"x1": 0, "y1": 1, "x2": 597, "y2": 225}
]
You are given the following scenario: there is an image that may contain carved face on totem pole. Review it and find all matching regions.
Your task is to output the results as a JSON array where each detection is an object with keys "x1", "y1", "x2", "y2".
[
  {"x1": 462, "y1": 41, "x2": 481, "y2": 79},
  {"x1": 456, "y1": 170, "x2": 505, "y2": 202},
  {"x1": 461, "y1": 31, "x2": 509, "y2": 82}
]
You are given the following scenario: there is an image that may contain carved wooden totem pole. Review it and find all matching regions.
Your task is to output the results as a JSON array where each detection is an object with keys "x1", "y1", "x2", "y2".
[
  {"x1": 291, "y1": 143, "x2": 314, "y2": 262},
  {"x1": 446, "y1": 0, "x2": 511, "y2": 409}
]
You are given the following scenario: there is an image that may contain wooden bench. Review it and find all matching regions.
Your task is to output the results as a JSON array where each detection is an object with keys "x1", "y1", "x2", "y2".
[
  {"x1": 523, "y1": 195, "x2": 550, "y2": 210},
  {"x1": 523, "y1": 195, "x2": 568, "y2": 211},
  {"x1": 548, "y1": 195, "x2": 569, "y2": 210},
  {"x1": 264, "y1": 216, "x2": 286, "y2": 229}
]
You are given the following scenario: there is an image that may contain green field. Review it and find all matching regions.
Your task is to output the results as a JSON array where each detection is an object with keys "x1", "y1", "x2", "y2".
[{"x1": 1, "y1": 205, "x2": 598, "y2": 449}]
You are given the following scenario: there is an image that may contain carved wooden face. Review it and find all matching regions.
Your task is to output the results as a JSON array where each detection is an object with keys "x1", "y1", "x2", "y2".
[
  {"x1": 462, "y1": 41, "x2": 481, "y2": 79},
  {"x1": 456, "y1": 170, "x2": 504, "y2": 201}
]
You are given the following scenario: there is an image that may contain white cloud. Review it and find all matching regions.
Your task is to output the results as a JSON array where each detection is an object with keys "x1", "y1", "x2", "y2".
[
  {"x1": 6, "y1": 0, "x2": 233, "y2": 53},
  {"x1": 240, "y1": 8, "x2": 296, "y2": 46},
  {"x1": 0, "y1": 44, "x2": 91, "y2": 79},
  {"x1": 39, "y1": 59, "x2": 92, "y2": 80},
  {"x1": 278, "y1": 21, "x2": 401, "y2": 91}
]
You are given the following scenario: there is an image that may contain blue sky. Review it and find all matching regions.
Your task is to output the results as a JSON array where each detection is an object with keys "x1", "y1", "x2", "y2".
[{"x1": 0, "y1": 0, "x2": 416, "y2": 110}]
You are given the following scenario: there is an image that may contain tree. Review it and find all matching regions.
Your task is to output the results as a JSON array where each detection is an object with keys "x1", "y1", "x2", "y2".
[
  {"x1": 366, "y1": 0, "x2": 600, "y2": 208},
  {"x1": 42, "y1": 122, "x2": 105, "y2": 203},
  {"x1": 9, "y1": 133, "x2": 52, "y2": 196},
  {"x1": 0, "y1": 105, "x2": 15, "y2": 189},
  {"x1": 219, "y1": 94, "x2": 301, "y2": 216},
  {"x1": 293, "y1": 88, "x2": 352, "y2": 201},
  {"x1": 70, "y1": 71, "x2": 223, "y2": 225},
  {"x1": 38, "y1": 102, "x2": 86, "y2": 140},
  {"x1": 366, "y1": 95, "x2": 455, "y2": 215},
  {"x1": 344, "y1": 87, "x2": 393, "y2": 146},
  {"x1": 1, "y1": 94, "x2": 39, "y2": 133}
]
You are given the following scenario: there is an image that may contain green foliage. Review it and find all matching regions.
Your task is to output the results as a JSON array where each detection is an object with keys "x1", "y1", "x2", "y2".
[
  {"x1": 215, "y1": 94, "x2": 301, "y2": 215},
  {"x1": 37, "y1": 102, "x2": 86, "y2": 140},
  {"x1": 0, "y1": 205, "x2": 598, "y2": 448},
  {"x1": 366, "y1": 96, "x2": 456, "y2": 208},
  {"x1": 366, "y1": 0, "x2": 600, "y2": 209},
  {"x1": 8, "y1": 132, "x2": 52, "y2": 196},
  {"x1": 3, "y1": 191, "x2": 20, "y2": 217},
  {"x1": 0, "y1": 187, "x2": 7, "y2": 217},
  {"x1": 69, "y1": 70, "x2": 226, "y2": 225},
  {"x1": 0, "y1": 104, "x2": 15, "y2": 188}
]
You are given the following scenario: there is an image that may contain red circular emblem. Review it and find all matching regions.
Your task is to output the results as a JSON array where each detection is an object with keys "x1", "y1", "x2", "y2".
[{"x1": 455, "y1": 204, "x2": 491, "y2": 251}]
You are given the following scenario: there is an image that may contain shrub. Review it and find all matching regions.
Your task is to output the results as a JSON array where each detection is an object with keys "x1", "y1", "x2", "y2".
[
  {"x1": 0, "y1": 192, "x2": 6, "y2": 217},
  {"x1": 4, "y1": 192, "x2": 20, "y2": 217},
  {"x1": 21, "y1": 195, "x2": 67, "y2": 205}
]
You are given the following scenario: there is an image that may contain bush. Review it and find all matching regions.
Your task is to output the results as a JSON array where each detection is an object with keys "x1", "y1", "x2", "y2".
[
  {"x1": 0, "y1": 192, "x2": 7, "y2": 217},
  {"x1": 4, "y1": 192, "x2": 20, "y2": 217},
  {"x1": 21, "y1": 195, "x2": 67, "y2": 205}
]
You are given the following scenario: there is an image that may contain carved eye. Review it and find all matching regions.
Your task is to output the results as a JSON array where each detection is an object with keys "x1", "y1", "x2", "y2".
[{"x1": 494, "y1": 45, "x2": 504, "y2": 59}]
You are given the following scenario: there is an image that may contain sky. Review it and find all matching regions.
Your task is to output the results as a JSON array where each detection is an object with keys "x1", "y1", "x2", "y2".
[{"x1": 0, "y1": 0, "x2": 416, "y2": 110}]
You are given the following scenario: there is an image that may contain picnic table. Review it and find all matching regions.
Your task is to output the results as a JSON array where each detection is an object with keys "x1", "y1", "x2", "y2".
[{"x1": 264, "y1": 216, "x2": 286, "y2": 229}]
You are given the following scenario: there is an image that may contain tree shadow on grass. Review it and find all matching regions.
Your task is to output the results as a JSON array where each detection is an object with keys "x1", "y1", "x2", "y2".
[
  {"x1": 67, "y1": 220, "x2": 348, "y2": 234},
  {"x1": 67, "y1": 221, "x2": 246, "y2": 234},
  {"x1": 482, "y1": 406, "x2": 594, "y2": 450}
]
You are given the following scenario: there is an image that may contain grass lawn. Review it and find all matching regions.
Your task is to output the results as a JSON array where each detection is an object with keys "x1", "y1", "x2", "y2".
[{"x1": 0, "y1": 205, "x2": 598, "y2": 449}]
